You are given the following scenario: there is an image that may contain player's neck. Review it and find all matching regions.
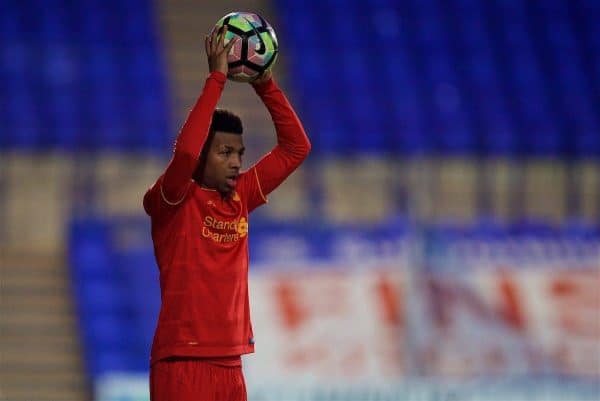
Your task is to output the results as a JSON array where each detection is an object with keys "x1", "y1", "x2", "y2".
[{"x1": 197, "y1": 180, "x2": 232, "y2": 198}]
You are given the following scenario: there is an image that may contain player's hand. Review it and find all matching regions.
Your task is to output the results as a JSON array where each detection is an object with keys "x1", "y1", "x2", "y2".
[
  {"x1": 205, "y1": 26, "x2": 237, "y2": 75},
  {"x1": 252, "y1": 70, "x2": 272, "y2": 85}
]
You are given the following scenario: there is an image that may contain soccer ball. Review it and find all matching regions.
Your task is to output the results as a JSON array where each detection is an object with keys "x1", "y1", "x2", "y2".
[{"x1": 212, "y1": 12, "x2": 279, "y2": 82}]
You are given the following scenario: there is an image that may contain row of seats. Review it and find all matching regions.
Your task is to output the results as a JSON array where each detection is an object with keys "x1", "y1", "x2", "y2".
[
  {"x1": 2, "y1": 0, "x2": 598, "y2": 156},
  {"x1": 0, "y1": 0, "x2": 157, "y2": 44},
  {"x1": 275, "y1": 0, "x2": 600, "y2": 156},
  {"x1": 0, "y1": 0, "x2": 171, "y2": 151}
]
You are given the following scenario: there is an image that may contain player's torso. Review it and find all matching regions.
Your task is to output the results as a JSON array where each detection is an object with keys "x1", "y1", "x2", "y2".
[
  {"x1": 150, "y1": 185, "x2": 255, "y2": 359},
  {"x1": 152, "y1": 184, "x2": 250, "y2": 281}
]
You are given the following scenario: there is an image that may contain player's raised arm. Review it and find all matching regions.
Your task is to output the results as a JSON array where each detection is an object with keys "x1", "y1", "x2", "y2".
[
  {"x1": 157, "y1": 28, "x2": 237, "y2": 205},
  {"x1": 248, "y1": 70, "x2": 311, "y2": 197}
]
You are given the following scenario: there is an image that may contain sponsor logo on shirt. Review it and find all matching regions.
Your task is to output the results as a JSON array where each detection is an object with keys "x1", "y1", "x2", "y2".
[{"x1": 202, "y1": 216, "x2": 248, "y2": 243}]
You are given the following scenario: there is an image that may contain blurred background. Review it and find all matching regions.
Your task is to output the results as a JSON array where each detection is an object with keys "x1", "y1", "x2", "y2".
[{"x1": 0, "y1": 0, "x2": 598, "y2": 400}]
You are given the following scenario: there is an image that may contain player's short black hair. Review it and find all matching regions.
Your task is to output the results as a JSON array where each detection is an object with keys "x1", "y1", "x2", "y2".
[{"x1": 209, "y1": 108, "x2": 243, "y2": 136}]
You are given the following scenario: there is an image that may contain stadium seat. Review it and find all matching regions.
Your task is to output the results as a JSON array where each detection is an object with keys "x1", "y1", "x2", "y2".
[
  {"x1": 511, "y1": 219, "x2": 556, "y2": 239},
  {"x1": 83, "y1": 313, "x2": 133, "y2": 352},
  {"x1": 78, "y1": 280, "x2": 126, "y2": 315},
  {"x1": 562, "y1": 218, "x2": 600, "y2": 239},
  {"x1": 116, "y1": 247, "x2": 160, "y2": 357},
  {"x1": 94, "y1": 351, "x2": 137, "y2": 376},
  {"x1": 118, "y1": 249, "x2": 160, "y2": 312},
  {"x1": 3, "y1": 94, "x2": 40, "y2": 149},
  {"x1": 470, "y1": 217, "x2": 510, "y2": 241},
  {"x1": 69, "y1": 220, "x2": 111, "y2": 271},
  {"x1": 0, "y1": 8, "x2": 21, "y2": 50}
]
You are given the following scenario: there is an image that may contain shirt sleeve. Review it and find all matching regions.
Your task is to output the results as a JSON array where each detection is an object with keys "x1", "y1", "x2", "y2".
[
  {"x1": 143, "y1": 71, "x2": 226, "y2": 216},
  {"x1": 248, "y1": 78, "x2": 311, "y2": 203},
  {"x1": 143, "y1": 174, "x2": 175, "y2": 218},
  {"x1": 236, "y1": 167, "x2": 268, "y2": 213}
]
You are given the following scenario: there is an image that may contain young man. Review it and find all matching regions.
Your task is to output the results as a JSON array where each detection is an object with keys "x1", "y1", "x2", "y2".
[{"x1": 143, "y1": 26, "x2": 310, "y2": 400}]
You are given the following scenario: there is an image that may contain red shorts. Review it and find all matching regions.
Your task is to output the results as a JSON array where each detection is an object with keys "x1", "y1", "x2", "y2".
[{"x1": 150, "y1": 357, "x2": 247, "y2": 401}]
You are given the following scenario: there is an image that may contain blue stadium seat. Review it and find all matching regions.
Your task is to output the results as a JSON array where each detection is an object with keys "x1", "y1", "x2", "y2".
[
  {"x1": 3, "y1": 88, "x2": 40, "y2": 149},
  {"x1": 83, "y1": 314, "x2": 133, "y2": 351},
  {"x1": 38, "y1": 4, "x2": 71, "y2": 41},
  {"x1": 572, "y1": 129, "x2": 600, "y2": 158},
  {"x1": 94, "y1": 351, "x2": 136, "y2": 376},
  {"x1": 71, "y1": 244, "x2": 113, "y2": 282},
  {"x1": 118, "y1": 249, "x2": 160, "y2": 310},
  {"x1": 524, "y1": 121, "x2": 564, "y2": 156},
  {"x1": 69, "y1": 220, "x2": 112, "y2": 276},
  {"x1": 0, "y1": 2, "x2": 20, "y2": 40},
  {"x1": 46, "y1": 91, "x2": 80, "y2": 150},
  {"x1": 470, "y1": 217, "x2": 510, "y2": 241},
  {"x1": 117, "y1": 247, "x2": 160, "y2": 358},
  {"x1": 78, "y1": 281, "x2": 126, "y2": 314},
  {"x1": 562, "y1": 219, "x2": 600, "y2": 241},
  {"x1": 511, "y1": 219, "x2": 556, "y2": 239}
]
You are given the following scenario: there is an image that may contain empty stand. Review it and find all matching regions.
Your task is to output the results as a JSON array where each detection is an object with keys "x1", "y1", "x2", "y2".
[
  {"x1": 0, "y1": 0, "x2": 171, "y2": 152},
  {"x1": 274, "y1": 0, "x2": 600, "y2": 158}
]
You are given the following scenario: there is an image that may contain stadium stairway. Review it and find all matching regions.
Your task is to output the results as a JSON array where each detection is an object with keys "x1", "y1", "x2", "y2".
[{"x1": 0, "y1": 251, "x2": 89, "y2": 401}]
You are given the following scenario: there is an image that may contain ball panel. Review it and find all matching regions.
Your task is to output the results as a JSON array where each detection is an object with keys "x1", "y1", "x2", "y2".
[
  {"x1": 237, "y1": 12, "x2": 263, "y2": 28},
  {"x1": 227, "y1": 37, "x2": 244, "y2": 64},
  {"x1": 228, "y1": 65, "x2": 259, "y2": 82},
  {"x1": 228, "y1": 64, "x2": 245, "y2": 77},
  {"x1": 246, "y1": 53, "x2": 277, "y2": 74},
  {"x1": 228, "y1": 17, "x2": 254, "y2": 32},
  {"x1": 246, "y1": 41, "x2": 272, "y2": 67},
  {"x1": 214, "y1": 12, "x2": 236, "y2": 29},
  {"x1": 265, "y1": 27, "x2": 278, "y2": 49},
  {"x1": 260, "y1": 31, "x2": 277, "y2": 53},
  {"x1": 241, "y1": 65, "x2": 260, "y2": 81},
  {"x1": 222, "y1": 30, "x2": 237, "y2": 44},
  {"x1": 264, "y1": 52, "x2": 278, "y2": 71}
]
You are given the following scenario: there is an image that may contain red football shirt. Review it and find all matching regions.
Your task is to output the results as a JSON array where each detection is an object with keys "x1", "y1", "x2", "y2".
[{"x1": 143, "y1": 71, "x2": 310, "y2": 364}]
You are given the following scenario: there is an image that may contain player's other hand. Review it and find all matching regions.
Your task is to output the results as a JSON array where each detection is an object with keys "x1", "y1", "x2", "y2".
[
  {"x1": 205, "y1": 26, "x2": 237, "y2": 75},
  {"x1": 252, "y1": 70, "x2": 272, "y2": 86}
]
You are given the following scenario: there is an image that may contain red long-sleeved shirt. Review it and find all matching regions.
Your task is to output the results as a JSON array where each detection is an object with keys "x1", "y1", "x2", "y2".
[{"x1": 143, "y1": 71, "x2": 310, "y2": 364}]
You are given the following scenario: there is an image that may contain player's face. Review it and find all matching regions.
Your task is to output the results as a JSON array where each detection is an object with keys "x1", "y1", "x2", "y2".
[{"x1": 203, "y1": 131, "x2": 245, "y2": 194}]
